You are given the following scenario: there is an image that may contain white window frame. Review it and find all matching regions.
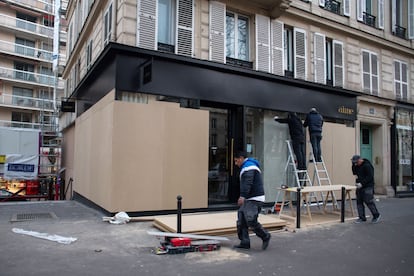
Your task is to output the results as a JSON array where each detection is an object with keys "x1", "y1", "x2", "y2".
[
  {"x1": 103, "y1": 2, "x2": 113, "y2": 46},
  {"x1": 394, "y1": 60, "x2": 409, "y2": 100},
  {"x1": 409, "y1": 0, "x2": 414, "y2": 39},
  {"x1": 332, "y1": 40, "x2": 344, "y2": 87},
  {"x1": 361, "y1": 49, "x2": 379, "y2": 95},
  {"x1": 314, "y1": 32, "x2": 326, "y2": 84},
  {"x1": 226, "y1": 11, "x2": 250, "y2": 61},
  {"x1": 86, "y1": 39, "x2": 93, "y2": 70}
]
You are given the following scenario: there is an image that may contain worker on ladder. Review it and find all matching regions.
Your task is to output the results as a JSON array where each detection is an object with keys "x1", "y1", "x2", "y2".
[
  {"x1": 274, "y1": 112, "x2": 306, "y2": 170},
  {"x1": 303, "y1": 107, "x2": 324, "y2": 162}
]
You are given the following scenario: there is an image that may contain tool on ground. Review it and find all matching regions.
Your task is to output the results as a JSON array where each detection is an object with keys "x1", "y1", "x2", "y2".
[{"x1": 148, "y1": 230, "x2": 228, "y2": 255}]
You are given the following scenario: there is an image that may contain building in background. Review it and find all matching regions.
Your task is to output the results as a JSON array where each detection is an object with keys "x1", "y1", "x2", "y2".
[
  {"x1": 60, "y1": 0, "x2": 414, "y2": 213},
  {"x1": 0, "y1": 0, "x2": 67, "y2": 199}
]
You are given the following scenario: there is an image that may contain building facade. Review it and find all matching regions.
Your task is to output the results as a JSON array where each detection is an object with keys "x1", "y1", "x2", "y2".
[
  {"x1": 0, "y1": 0, "x2": 67, "y2": 197},
  {"x1": 61, "y1": 0, "x2": 414, "y2": 213}
]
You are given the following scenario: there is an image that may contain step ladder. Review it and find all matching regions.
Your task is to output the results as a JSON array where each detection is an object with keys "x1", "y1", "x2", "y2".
[
  {"x1": 308, "y1": 143, "x2": 338, "y2": 208},
  {"x1": 273, "y1": 140, "x2": 317, "y2": 212}
]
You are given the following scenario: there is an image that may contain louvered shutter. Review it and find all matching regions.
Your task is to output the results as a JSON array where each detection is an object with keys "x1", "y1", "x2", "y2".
[
  {"x1": 343, "y1": 0, "x2": 350, "y2": 16},
  {"x1": 333, "y1": 40, "x2": 344, "y2": 87},
  {"x1": 176, "y1": 0, "x2": 193, "y2": 56},
  {"x1": 371, "y1": 54, "x2": 378, "y2": 96},
  {"x1": 255, "y1": 14, "x2": 270, "y2": 72},
  {"x1": 209, "y1": 1, "x2": 226, "y2": 63},
  {"x1": 409, "y1": 0, "x2": 414, "y2": 39},
  {"x1": 136, "y1": 0, "x2": 157, "y2": 50},
  {"x1": 402, "y1": 63, "x2": 408, "y2": 99},
  {"x1": 313, "y1": 33, "x2": 325, "y2": 84},
  {"x1": 357, "y1": 0, "x2": 365, "y2": 21},
  {"x1": 294, "y1": 28, "x2": 307, "y2": 80},
  {"x1": 362, "y1": 51, "x2": 370, "y2": 92},
  {"x1": 378, "y1": 0, "x2": 384, "y2": 29},
  {"x1": 271, "y1": 20, "x2": 284, "y2": 76}
]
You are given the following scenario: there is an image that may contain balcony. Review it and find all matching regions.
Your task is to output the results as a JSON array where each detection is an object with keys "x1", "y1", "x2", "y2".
[
  {"x1": 324, "y1": 0, "x2": 341, "y2": 15},
  {"x1": 0, "y1": 13, "x2": 53, "y2": 38},
  {"x1": 239, "y1": 0, "x2": 291, "y2": 18},
  {"x1": 0, "y1": 66, "x2": 61, "y2": 88},
  {"x1": 0, "y1": 40, "x2": 53, "y2": 63},
  {"x1": 362, "y1": 12, "x2": 376, "y2": 28},
  {"x1": 393, "y1": 25, "x2": 407, "y2": 39},
  {"x1": 0, "y1": 119, "x2": 58, "y2": 132},
  {"x1": 6, "y1": 0, "x2": 54, "y2": 13},
  {"x1": 0, "y1": 93, "x2": 55, "y2": 111}
]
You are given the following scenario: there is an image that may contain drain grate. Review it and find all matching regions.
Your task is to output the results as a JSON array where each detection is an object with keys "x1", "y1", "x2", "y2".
[{"x1": 11, "y1": 212, "x2": 58, "y2": 222}]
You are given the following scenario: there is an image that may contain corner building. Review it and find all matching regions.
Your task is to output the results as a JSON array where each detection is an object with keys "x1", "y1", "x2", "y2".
[{"x1": 61, "y1": 0, "x2": 414, "y2": 213}]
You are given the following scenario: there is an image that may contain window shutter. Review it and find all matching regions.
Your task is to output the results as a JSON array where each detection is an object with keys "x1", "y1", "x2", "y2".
[
  {"x1": 294, "y1": 28, "x2": 307, "y2": 80},
  {"x1": 392, "y1": 0, "x2": 397, "y2": 33},
  {"x1": 402, "y1": 63, "x2": 408, "y2": 99},
  {"x1": 313, "y1": 33, "x2": 325, "y2": 84},
  {"x1": 333, "y1": 40, "x2": 344, "y2": 87},
  {"x1": 362, "y1": 51, "x2": 370, "y2": 93},
  {"x1": 409, "y1": 0, "x2": 414, "y2": 39},
  {"x1": 136, "y1": 0, "x2": 157, "y2": 50},
  {"x1": 319, "y1": 0, "x2": 325, "y2": 7},
  {"x1": 209, "y1": 1, "x2": 226, "y2": 63},
  {"x1": 255, "y1": 14, "x2": 270, "y2": 72},
  {"x1": 357, "y1": 0, "x2": 365, "y2": 21},
  {"x1": 371, "y1": 54, "x2": 379, "y2": 96},
  {"x1": 271, "y1": 20, "x2": 284, "y2": 76},
  {"x1": 176, "y1": 0, "x2": 193, "y2": 56},
  {"x1": 343, "y1": 0, "x2": 350, "y2": 16},
  {"x1": 378, "y1": 0, "x2": 384, "y2": 29}
]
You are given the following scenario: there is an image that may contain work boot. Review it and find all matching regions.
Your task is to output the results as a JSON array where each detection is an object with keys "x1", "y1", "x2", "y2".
[
  {"x1": 233, "y1": 243, "x2": 250, "y2": 250},
  {"x1": 262, "y1": 234, "x2": 271, "y2": 250}
]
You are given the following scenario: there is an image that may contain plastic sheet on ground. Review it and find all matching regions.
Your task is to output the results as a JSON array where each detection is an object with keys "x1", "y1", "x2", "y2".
[{"x1": 12, "y1": 228, "x2": 77, "y2": 244}]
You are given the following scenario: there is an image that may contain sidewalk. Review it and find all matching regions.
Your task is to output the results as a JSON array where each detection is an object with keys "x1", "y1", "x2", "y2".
[{"x1": 0, "y1": 197, "x2": 413, "y2": 276}]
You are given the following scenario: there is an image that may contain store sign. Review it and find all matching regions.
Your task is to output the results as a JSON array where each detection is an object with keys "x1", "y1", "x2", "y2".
[
  {"x1": 0, "y1": 155, "x2": 5, "y2": 164},
  {"x1": 4, "y1": 154, "x2": 38, "y2": 180}
]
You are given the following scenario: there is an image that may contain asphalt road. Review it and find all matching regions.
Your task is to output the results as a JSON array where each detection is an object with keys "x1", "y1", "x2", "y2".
[{"x1": 0, "y1": 197, "x2": 413, "y2": 276}]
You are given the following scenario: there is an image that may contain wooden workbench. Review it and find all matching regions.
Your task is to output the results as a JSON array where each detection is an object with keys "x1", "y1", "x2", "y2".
[{"x1": 278, "y1": 185, "x2": 356, "y2": 227}]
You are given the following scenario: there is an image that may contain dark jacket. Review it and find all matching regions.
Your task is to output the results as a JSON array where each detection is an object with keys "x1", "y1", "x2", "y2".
[
  {"x1": 352, "y1": 158, "x2": 375, "y2": 188},
  {"x1": 275, "y1": 113, "x2": 305, "y2": 143},
  {"x1": 303, "y1": 110, "x2": 323, "y2": 134},
  {"x1": 239, "y1": 158, "x2": 265, "y2": 199}
]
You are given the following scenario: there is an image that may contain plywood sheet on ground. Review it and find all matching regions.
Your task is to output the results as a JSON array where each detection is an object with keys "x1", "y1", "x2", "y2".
[{"x1": 152, "y1": 211, "x2": 287, "y2": 235}]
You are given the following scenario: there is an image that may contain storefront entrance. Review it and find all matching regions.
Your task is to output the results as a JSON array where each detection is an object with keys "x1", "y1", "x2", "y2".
[
  {"x1": 360, "y1": 125, "x2": 373, "y2": 162},
  {"x1": 201, "y1": 104, "x2": 244, "y2": 205}
]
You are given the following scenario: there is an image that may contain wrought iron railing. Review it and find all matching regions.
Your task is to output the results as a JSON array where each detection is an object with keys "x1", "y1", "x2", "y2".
[
  {"x1": 363, "y1": 12, "x2": 376, "y2": 28},
  {"x1": 324, "y1": 0, "x2": 341, "y2": 15},
  {"x1": 394, "y1": 25, "x2": 407, "y2": 39}
]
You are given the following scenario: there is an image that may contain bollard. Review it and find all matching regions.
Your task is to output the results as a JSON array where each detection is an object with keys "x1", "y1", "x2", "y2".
[
  {"x1": 341, "y1": 187, "x2": 345, "y2": 223},
  {"x1": 296, "y1": 188, "x2": 301, "y2": 229},
  {"x1": 177, "y1": 195, "x2": 182, "y2": 233}
]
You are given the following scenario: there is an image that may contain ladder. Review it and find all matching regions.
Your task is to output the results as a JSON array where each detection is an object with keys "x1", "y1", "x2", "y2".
[
  {"x1": 273, "y1": 140, "x2": 317, "y2": 212},
  {"x1": 308, "y1": 143, "x2": 338, "y2": 207}
]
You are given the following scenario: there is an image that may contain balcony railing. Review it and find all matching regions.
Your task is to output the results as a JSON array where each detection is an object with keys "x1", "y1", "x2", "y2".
[
  {"x1": 0, "y1": 13, "x2": 53, "y2": 38},
  {"x1": 363, "y1": 12, "x2": 376, "y2": 28},
  {"x1": 0, "y1": 93, "x2": 55, "y2": 111},
  {"x1": 0, "y1": 66, "x2": 57, "y2": 88},
  {"x1": 324, "y1": 0, "x2": 341, "y2": 15},
  {"x1": 7, "y1": 0, "x2": 54, "y2": 13},
  {"x1": 0, "y1": 119, "x2": 58, "y2": 132},
  {"x1": 394, "y1": 25, "x2": 407, "y2": 39},
  {"x1": 0, "y1": 40, "x2": 53, "y2": 62}
]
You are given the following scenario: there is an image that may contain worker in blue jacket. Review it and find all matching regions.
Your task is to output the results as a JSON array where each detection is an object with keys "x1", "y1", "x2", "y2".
[
  {"x1": 233, "y1": 151, "x2": 271, "y2": 250},
  {"x1": 303, "y1": 107, "x2": 324, "y2": 162}
]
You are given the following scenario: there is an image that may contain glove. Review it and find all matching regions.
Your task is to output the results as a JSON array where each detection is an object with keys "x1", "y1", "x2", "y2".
[{"x1": 355, "y1": 183, "x2": 362, "y2": 189}]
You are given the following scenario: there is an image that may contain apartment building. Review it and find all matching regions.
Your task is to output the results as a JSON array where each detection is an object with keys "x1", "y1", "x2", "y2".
[
  {"x1": 61, "y1": 0, "x2": 414, "y2": 213},
  {"x1": 0, "y1": 0, "x2": 67, "y2": 198}
]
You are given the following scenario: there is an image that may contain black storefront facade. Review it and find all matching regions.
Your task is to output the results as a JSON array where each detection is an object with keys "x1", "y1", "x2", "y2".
[{"x1": 69, "y1": 42, "x2": 358, "y2": 209}]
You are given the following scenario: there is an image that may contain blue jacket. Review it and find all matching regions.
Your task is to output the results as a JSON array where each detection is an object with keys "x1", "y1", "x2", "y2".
[
  {"x1": 303, "y1": 110, "x2": 323, "y2": 134},
  {"x1": 239, "y1": 158, "x2": 265, "y2": 199}
]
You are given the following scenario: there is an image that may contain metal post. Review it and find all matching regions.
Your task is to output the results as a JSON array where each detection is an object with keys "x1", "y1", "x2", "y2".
[
  {"x1": 341, "y1": 186, "x2": 345, "y2": 223},
  {"x1": 177, "y1": 195, "x2": 182, "y2": 233},
  {"x1": 296, "y1": 188, "x2": 301, "y2": 229}
]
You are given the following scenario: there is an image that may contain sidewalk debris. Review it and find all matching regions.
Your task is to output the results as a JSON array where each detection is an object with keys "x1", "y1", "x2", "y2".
[{"x1": 12, "y1": 228, "x2": 77, "y2": 244}]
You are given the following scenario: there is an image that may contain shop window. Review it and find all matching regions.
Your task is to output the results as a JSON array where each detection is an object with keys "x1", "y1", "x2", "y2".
[{"x1": 362, "y1": 50, "x2": 379, "y2": 95}]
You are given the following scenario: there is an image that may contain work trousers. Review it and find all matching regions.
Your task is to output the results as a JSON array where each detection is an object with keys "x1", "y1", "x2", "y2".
[
  {"x1": 356, "y1": 187, "x2": 380, "y2": 220},
  {"x1": 292, "y1": 140, "x2": 306, "y2": 170},
  {"x1": 310, "y1": 133, "x2": 322, "y2": 162},
  {"x1": 237, "y1": 200, "x2": 269, "y2": 247}
]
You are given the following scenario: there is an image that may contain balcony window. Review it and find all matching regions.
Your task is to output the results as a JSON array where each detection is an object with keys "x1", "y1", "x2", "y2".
[
  {"x1": 158, "y1": 0, "x2": 176, "y2": 53},
  {"x1": 15, "y1": 38, "x2": 35, "y2": 57},
  {"x1": 226, "y1": 12, "x2": 249, "y2": 62},
  {"x1": 324, "y1": 0, "x2": 341, "y2": 15},
  {"x1": 14, "y1": 62, "x2": 35, "y2": 82},
  {"x1": 11, "y1": 112, "x2": 32, "y2": 128},
  {"x1": 16, "y1": 12, "x2": 37, "y2": 32}
]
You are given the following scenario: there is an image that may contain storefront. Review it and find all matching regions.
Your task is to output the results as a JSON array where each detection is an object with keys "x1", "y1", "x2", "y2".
[
  {"x1": 393, "y1": 106, "x2": 414, "y2": 197},
  {"x1": 66, "y1": 43, "x2": 359, "y2": 213}
]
